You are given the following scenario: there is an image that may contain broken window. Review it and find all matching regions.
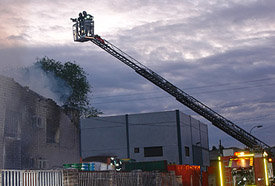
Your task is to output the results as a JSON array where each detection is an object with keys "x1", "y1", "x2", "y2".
[
  {"x1": 37, "y1": 159, "x2": 48, "y2": 169},
  {"x1": 32, "y1": 116, "x2": 43, "y2": 128},
  {"x1": 46, "y1": 119, "x2": 60, "y2": 143},
  {"x1": 4, "y1": 139, "x2": 21, "y2": 169},
  {"x1": 4, "y1": 110, "x2": 21, "y2": 138}
]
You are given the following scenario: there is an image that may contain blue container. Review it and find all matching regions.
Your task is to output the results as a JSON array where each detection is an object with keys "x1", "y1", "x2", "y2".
[{"x1": 89, "y1": 162, "x2": 95, "y2": 171}]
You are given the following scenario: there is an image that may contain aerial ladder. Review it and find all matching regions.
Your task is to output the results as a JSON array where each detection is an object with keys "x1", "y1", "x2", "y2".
[{"x1": 71, "y1": 13, "x2": 270, "y2": 151}]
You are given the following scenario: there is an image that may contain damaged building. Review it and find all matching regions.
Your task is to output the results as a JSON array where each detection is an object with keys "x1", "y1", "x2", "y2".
[{"x1": 0, "y1": 75, "x2": 80, "y2": 169}]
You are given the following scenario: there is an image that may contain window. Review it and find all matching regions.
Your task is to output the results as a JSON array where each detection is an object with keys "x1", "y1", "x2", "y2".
[
  {"x1": 4, "y1": 139, "x2": 21, "y2": 169},
  {"x1": 46, "y1": 119, "x2": 60, "y2": 143},
  {"x1": 32, "y1": 116, "x2": 43, "y2": 128},
  {"x1": 185, "y1": 146, "x2": 190, "y2": 157},
  {"x1": 4, "y1": 110, "x2": 21, "y2": 138},
  {"x1": 37, "y1": 159, "x2": 47, "y2": 169},
  {"x1": 134, "y1": 147, "x2": 139, "y2": 153},
  {"x1": 144, "y1": 146, "x2": 163, "y2": 157}
]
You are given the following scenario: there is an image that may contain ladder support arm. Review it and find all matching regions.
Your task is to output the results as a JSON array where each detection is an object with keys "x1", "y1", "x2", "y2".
[{"x1": 88, "y1": 35, "x2": 270, "y2": 150}]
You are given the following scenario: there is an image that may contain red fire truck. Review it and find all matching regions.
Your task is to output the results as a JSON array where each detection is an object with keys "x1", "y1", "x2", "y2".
[{"x1": 218, "y1": 151, "x2": 273, "y2": 186}]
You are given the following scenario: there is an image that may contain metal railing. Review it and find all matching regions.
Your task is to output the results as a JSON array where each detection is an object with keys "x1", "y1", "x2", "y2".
[
  {"x1": 0, "y1": 170, "x2": 62, "y2": 186},
  {"x1": 1, "y1": 169, "x2": 179, "y2": 186}
]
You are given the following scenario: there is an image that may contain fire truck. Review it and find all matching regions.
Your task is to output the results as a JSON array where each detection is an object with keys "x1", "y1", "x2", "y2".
[
  {"x1": 71, "y1": 12, "x2": 274, "y2": 185},
  {"x1": 217, "y1": 151, "x2": 274, "y2": 186}
]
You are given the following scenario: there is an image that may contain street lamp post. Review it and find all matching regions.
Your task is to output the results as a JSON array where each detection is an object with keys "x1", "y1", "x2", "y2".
[{"x1": 249, "y1": 125, "x2": 263, "y2": 134}]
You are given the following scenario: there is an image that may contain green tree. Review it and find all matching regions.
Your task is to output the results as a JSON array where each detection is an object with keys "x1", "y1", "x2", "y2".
[{"x1": 36, "y1": 57, "x2": 102, "y2": 117}]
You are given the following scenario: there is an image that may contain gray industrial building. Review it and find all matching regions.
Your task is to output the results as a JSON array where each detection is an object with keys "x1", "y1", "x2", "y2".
[
  {"x1": 0, "y1": 75, "x2": 80, "y2": 169},
  {"x1": 81, "y1": 110, "x2": 210, "y2": 167}
]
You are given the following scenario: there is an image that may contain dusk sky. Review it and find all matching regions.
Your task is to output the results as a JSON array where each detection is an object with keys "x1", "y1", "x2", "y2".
[{"x1": 1, "y1": 0, "x2": 275, "y2": 148}]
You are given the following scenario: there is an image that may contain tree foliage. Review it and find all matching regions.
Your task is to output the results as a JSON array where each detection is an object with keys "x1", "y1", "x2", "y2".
[{"x1": 36, "y1": 57, "x2": 102, "y2": 117}]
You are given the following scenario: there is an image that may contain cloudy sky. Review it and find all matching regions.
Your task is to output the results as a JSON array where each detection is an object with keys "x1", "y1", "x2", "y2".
[{"x1": 1, "y1": 0, "x2": 275, "y2": 148}]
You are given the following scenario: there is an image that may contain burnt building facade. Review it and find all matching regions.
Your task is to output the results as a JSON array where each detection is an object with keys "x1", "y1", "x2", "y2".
[{"x1": 0, "y1": 75, "x2": 80, "y2": 169}]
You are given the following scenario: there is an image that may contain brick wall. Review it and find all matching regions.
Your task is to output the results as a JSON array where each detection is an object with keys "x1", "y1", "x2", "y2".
[{"x1": 0, "y1": 75, "x2": 80, "y2": 169}]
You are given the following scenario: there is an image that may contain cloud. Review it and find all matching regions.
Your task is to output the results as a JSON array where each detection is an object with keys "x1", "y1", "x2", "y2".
[
  {"x1": 7, "y1": 34, "x2": 30, "y2": 42},
  {"x1": 1, "y1": 0, "x2": 275, "y2": 147},
  {"x1": 102, "y1": 0, "x2": 275, "y2": 147},
  {"x1": 111, "y1": 0, "x2": 275, "y2": 64},
  {"x1": 1, "y1": 36, "x2": 275, "y2": 147}
]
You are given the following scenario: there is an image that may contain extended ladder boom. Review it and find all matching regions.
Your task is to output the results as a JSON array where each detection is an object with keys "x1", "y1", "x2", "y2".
[{"x1": 88, "y1": 35, "x2": 270, "y2": 150}]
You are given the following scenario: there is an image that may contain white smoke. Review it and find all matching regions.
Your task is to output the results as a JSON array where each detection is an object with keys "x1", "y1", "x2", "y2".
[{"x1": 1, "y1": 65, "x2": 72, "y2": 106}]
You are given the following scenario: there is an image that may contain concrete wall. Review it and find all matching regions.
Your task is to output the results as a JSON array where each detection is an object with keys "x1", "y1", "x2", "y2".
[
  {"x1": 81, "y1": 115, "x2": 128, "y2": 159},
  {"x1": 128, "y1": 111, "x2": 178, "y2": 163},
  {"x1": 0, "y1": 75, "x2": 80, "y2": 169},
  {"x1": 81, "y1": 110, "x2": 210, "y2": 166},
  {"x1": 180, "y1": 112, "x2": 193, "y2": 165}
]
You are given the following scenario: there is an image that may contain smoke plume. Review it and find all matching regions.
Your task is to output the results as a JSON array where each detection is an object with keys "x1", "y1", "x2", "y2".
[{"x1": 1, "y1": 64, "x2": 72, "y2": 106}]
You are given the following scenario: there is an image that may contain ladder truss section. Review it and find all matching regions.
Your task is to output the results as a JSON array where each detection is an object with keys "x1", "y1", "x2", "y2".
[{"x1": 89, "y1": 36, "x2": 270, "y2": 150}]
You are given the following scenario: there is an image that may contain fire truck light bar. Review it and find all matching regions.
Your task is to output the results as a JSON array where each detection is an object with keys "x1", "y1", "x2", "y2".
[{"x1": 234, "y1": 151, "x2": 254, "y2": 157}]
